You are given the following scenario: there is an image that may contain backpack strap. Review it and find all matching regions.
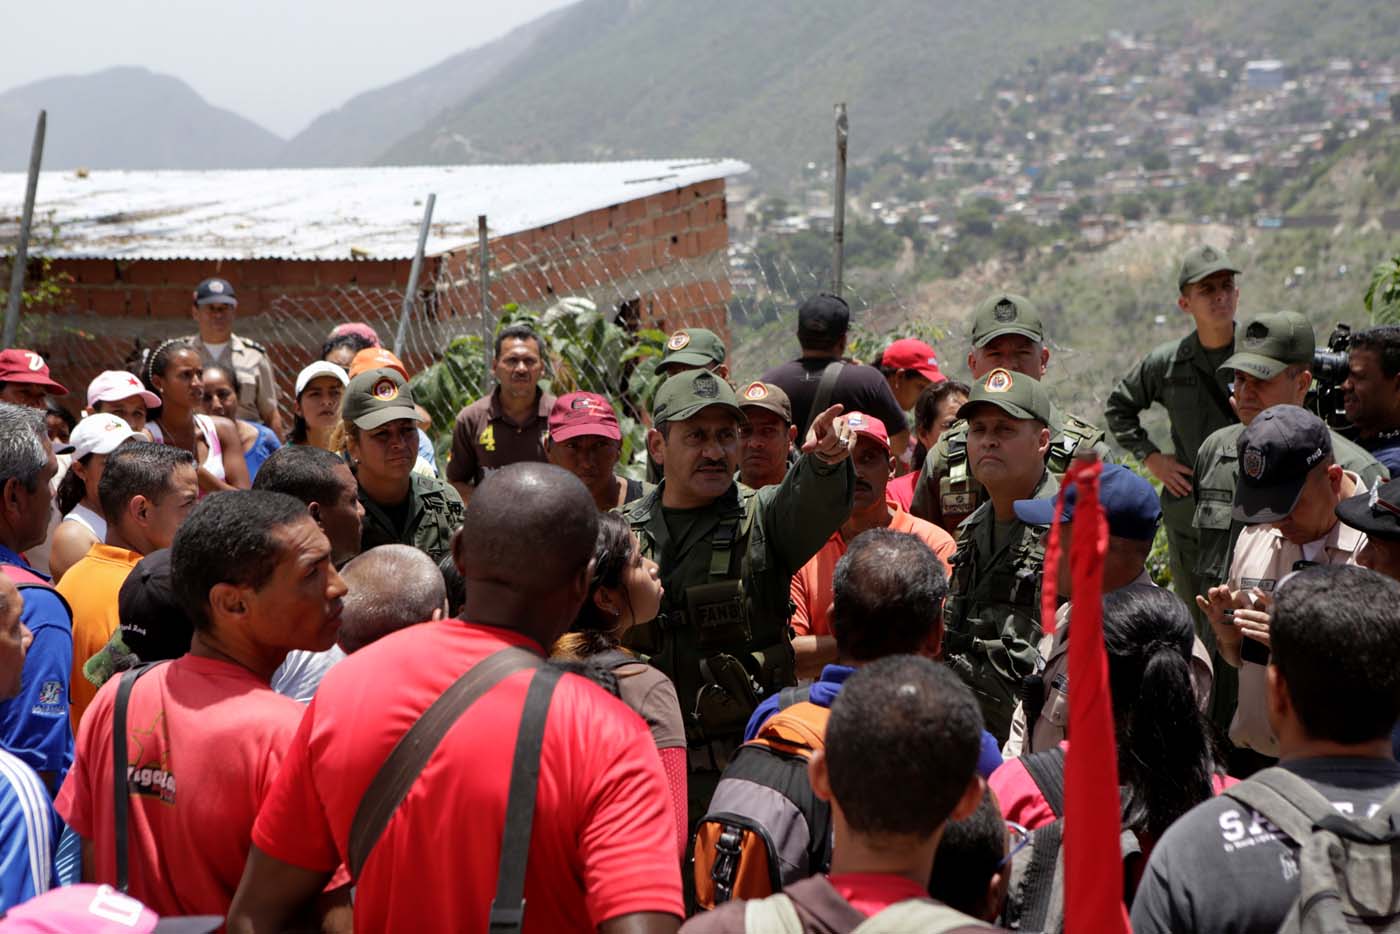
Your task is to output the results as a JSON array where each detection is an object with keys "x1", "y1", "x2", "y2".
[
  {"x1": 113, "y1": 661, "x2": 169, "y2": 893},
  {"x1": 1019, "y1": 817, "x2": 1064, "y2": 931},
  {"x1": 590, "y1": 649, "x2": 635, "y2": 673},
  {"x1": 348, "y1": 646, "x2": 543, "y2": 879},
  {"x1": 802, "y1": 361, "x2": 845, "y2": 439},
  {"x1": 1020, "y1": 746, "x2": 1067, "y2": 818},
  {"x1": 743, "y1": 892, "x2": 805, "y2": 934},
  {"x1": 1222, "y1": 766, "x2": 1342, "y2": 846},
  {"x1": 853, "y1": 899, "x2": 999, "y2": 934},
  {"x1": 752, "y1": 701, "x2": 830, "y2": 759},
  {"x1": 489, "y1": 664, "x2": 564, "y2": 934}
]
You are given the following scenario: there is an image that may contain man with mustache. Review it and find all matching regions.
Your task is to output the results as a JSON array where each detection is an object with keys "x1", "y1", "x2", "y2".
[
  {"x1": 788, "y1": 412, "x2": 955, "y2": 678},
  {"x1": 622, "y1": 369, "x2": 855, "y2": 829},
  {"x1": 942, "y1": 368, "x2": 1059, "y2": 744}
]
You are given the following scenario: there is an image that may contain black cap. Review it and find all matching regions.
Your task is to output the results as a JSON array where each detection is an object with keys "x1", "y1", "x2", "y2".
[
  {"x1": 193, "y1": 278, "x2": 237, "y2": 307},
  {"x1": 797, "y1": 293, "x2": 850, "y2": 339},
  {"x1": 1336, "y1": 477, "x2": 1400, "y2": 542},
  {"x1": 1233, "y1": 405, "x2": 1333, "y2": 524},
  {"x1": 117, "y1": 549, "x2": 194, "y2": 661}
]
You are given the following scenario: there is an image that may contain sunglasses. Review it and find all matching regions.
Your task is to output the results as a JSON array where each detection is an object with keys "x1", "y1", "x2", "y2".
[{"x1": 996, "y1": 821, "x2": 1031, "y2": 870}]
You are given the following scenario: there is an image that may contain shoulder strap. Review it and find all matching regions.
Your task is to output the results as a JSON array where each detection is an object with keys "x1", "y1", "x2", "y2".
[
  {"x1": 803, "y1": 361, "x2": 845, "y2": 438},
  {"x1": 0, "y1": 565, "x2": 73, "y2": 619},
  {"x1": 855, "y1": 898, "x2": 997, "y2": 934},
  {"x1": 1021, "y1": 746, "x2": 1067, "y2": 818},
  {"x1": 348, "y1": 646, "x2": 544, "y2": 879},
  {"x1": 753, "y1": 701, "x2": 830, "y2": 758},
  {"x1": 590, "y1": 649, "x2": 635, "y2": 672},
  {"x1": 113, "y1": 661, "x2": 168, "y2": 893},
  {"x1": 708, "y1": 487, "x2": 758, "y2": 580},
  {"x1": 1222, "y1": 766, "x2": 1343, "y2": 845},
  {"x1": 743, "y1": 892, "x2": 805, "y2": 934},
  {"x1": 489, "y1": 665, "x2": 564, "y2": 934}
]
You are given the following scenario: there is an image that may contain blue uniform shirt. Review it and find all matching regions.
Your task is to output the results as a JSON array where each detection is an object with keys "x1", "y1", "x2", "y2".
[
  {"x1": 0, "y1": 749, "x2": 59, "y2": 909},
  {"x1": 744, "y1": 663, "x2": 1005, "y2": 778},
  {"x1": 0, "y1": 546, "x2": 74, "y2": 783}
]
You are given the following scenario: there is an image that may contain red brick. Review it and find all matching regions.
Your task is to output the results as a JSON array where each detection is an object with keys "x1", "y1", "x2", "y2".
[
  {"x1": 655, "y1": 211, "x2": 688, "y2": 238},
  {"x1": 87, "y1": 288, "x2": 135, "y2": 318},
  {"x1": 696, "y1": 223, "x2": 728, "y2": 256},
  {"x1": 624, "y1": 199, "x2": 648, "y2": 223},
  {"x1": 146, "y1": 287, "x2": 192, "y2": 320},
  {"x1": 59, "y1": 260, "x2": 117, "y2": 286},
  {"x1": 690, "y1": 179, "x2": 725, "y2": 199}
]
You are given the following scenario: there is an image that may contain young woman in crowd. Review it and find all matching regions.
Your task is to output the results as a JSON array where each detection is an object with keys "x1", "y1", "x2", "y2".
[
  {"x1": 887, "y1": 378, "x2": 969, "y2": 510},
  {"x1": 47, "y1": 414, "x2": 141, "y2": 582},
  {"x1": 286, "y1": 361, "x2": 348, "y2": 452},
  {"x1": 200, "y1": 364, "x2": 282, "y2": 480},
  {"x1": 140, "y1": 339, "x2": 250, "y2": 493},
  {"x1": 991, "y1": 586, "x2": 1231, "y2": 886},
  {"x1": 552, "y1": 512, "x2": 686, "y2": 857}
]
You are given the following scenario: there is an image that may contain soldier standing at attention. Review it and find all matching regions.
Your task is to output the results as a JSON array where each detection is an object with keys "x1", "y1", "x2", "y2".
[
  {"x1": 622, "y1": 369, "x2": 855, "y2": 825},
  {"x1": 942, "y1": 368, "x2": 1059, "y2": 744},
  {"x1": 910, "y1": 292, "x2": 1106, "y2": 534},
  {"x1": 1105, "y1": 244, "x2": 1241, "y2": 617},
  {"x1": 186, "y1": 278, "x2": 283, "y2": 438}
]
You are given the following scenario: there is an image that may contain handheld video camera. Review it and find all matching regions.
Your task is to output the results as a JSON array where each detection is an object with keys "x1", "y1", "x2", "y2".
[{"x1": 1307, "y1": 323, "x2": 1352, "y2": 431}]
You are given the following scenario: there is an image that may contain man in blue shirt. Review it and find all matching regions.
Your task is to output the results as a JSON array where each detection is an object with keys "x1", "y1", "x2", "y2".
[
  {"x1": 0, "y1": 403, "x2": 73, "y2": 794},
  {"x1": 745, "y1": 527, "x2": 1002, "y2": 777}
]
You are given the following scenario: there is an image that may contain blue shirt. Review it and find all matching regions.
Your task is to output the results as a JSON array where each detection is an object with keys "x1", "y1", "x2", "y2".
[
  {"x1": 0, "y1": 749, "x2": 59, "y2": 910},
  {"x1": 244, "y1": 422, "x2": 282, "y2": 480},
  {"x1": 1361, "y1": 436, "x2": 1400, "y2": 477},
  {"x1": 417, "y1": 428, "x2": 437, "y2": 471},
  {"x1": 744, "y1": 664, "x2": 1005, "y2": 778},
  {"x1": 0, "y1": 546, "x2": 74, "y2": 783}
]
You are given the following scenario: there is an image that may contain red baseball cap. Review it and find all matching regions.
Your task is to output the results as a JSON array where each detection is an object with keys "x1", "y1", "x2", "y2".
[
  {"x1": 881, "y1": 339, "x2": 946, "y2": 383},
  {"x1": 0, "y1": 349, "x2": 68, "y2": 395},
  {"x1": 846, "y1": 411, "x2": 890, "y2": 452},
  {"x1": 549, "y1": 392, "x2": 622, "y2": 443}
]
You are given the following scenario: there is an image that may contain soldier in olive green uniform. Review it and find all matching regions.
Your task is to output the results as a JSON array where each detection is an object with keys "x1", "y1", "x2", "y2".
[
  {"x1": 1105, "y1": 245, "x2": 1241, "y2": 618},
  {"x1": 1192, "y1": 312, "x2": 1386, "y2": 729},
  {"x1": 622, "y1": 370, "x2": 854, "y2": 798},
  {"x1": 942, "y1": 368, "x2": 1060, "y2": 743},
  {"x1": 910, "y1": 293, "x2": 1108, "y2": 534},
  {"x1": 340, "y1": 367, "x2": 465, "y2": 564}
]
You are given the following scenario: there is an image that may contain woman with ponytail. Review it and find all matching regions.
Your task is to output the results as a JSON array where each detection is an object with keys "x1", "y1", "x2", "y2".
[
  {"x1": 551, "y1": 512, "x2": 688, "y2": 857},
  {"x1": 141, "y1": 339, "x2": 250, "y2": 493}
]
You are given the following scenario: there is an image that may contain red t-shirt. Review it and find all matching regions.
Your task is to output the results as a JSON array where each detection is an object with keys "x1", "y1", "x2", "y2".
[
  {"x1": 56, "y1": 654, "x2": 309, "y2": 918},
  {"x1": 886, "y1": 471, "x2": 918, "y2": 512},
  {"x1": 828, "y1": 872, "x2": 931, "y2": 917},
  {"x1": 251, "y1": 619, "x2": 683, "y2": 932}
]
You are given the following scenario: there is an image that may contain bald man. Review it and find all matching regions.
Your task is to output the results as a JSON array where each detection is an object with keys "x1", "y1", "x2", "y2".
[
  {"x1": 337, "y1": 545, "x2": 447, "y2": 654},
  {"x1": 231, "y1": 463, "x2": 684, "y2": 933}
]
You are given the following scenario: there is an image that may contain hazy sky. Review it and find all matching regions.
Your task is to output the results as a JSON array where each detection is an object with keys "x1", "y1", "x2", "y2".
[{"x1": 3, "y1": 0, "x2": 579, "y2": 138}]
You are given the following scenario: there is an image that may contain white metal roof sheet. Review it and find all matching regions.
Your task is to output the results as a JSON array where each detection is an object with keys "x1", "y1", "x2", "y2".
[{"x1": 0, "y1": 158, "x2": 749, "y2": 261}]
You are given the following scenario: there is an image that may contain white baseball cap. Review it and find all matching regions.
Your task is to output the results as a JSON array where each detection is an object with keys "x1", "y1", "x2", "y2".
[
  {"x1": 295, "y1": 361, "x2": 349, "y2": 397},
  {"x1": 87, "y1": 370, "x2": 160, "y2": 409},
  {"x1": 69, "y1": 413, "x2": 140, "y2": 460}
]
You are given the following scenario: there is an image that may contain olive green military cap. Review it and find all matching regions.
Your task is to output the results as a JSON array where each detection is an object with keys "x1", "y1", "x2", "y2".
[
  {"x1": 1178, "y1": 243, "x2": 1241, "y2": 291},
  {"x1": 654, "y1": 327, "x2": 726, "y2": 373},
  {"x1": 652, "y1": 369, "x2": 743, "y2": 425},
  {"x1": 342, "y1": 367, "x2": 420, "y2": 430},
  {"x1": 1221, "y1": 311, "x2": 1315, "y2": 380},
  {"x1": 956, "y1": 367, "x2": 1052, "y2": 424},
  {"x1": 737, "y1": 380, "x2": 792, "y2": 424},
  {"x1": 970, "y1": 293, "x2": 1044, "y2": 347}
]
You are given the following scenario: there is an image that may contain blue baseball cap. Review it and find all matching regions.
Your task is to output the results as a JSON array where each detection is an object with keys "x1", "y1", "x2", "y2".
[{"x1": 1013, "y1": 463, "x2": 1161, "y2": 542}]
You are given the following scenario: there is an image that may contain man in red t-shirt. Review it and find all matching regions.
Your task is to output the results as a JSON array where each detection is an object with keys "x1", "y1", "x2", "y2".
[
  {"x1": 55, "y1": 490, "x2": 348, "y2": 922},
  {"x1": 790, "y1": 413, "x2": 956, "y2": 677},
  {"x1": 228, "y1": 463, "x2": 683, "y2": 934},
  {"x1": 684, "y1": 656, "x2": 995, "y2": 932}
]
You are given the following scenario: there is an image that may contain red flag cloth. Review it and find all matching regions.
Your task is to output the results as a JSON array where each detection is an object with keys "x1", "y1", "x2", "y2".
[{"x1": 1039, "y1": 458, "x2": 1132, "y2": 933}]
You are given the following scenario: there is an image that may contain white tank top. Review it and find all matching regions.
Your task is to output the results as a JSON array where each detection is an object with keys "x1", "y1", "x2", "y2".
[
  {"x1": 62, "y1": 502, "x2": 107, "y2": 541},
  {"x1": 149, "y1": 414, "x2": 225, "y2": 482}
]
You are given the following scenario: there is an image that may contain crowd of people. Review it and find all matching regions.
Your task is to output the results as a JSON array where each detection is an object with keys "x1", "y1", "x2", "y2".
[{"x1": 0, "y1": 251, "x2": 1396, "y2": 932}]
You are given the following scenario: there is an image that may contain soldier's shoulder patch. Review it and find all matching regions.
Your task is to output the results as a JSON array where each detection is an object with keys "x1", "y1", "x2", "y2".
[{"x1": 240, "y1": 337, "x2": 268, "y2": 354}]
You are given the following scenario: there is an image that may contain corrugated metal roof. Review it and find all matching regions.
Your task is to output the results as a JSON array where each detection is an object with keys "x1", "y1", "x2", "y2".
[{"x1": 0, "y1": 158, "x2": 750, "y2": 261}]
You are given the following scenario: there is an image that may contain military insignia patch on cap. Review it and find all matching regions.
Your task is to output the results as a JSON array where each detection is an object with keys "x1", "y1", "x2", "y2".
[
  {"x1": 993, "y1": 299, "x2": 1018, "y2": 323},
  {"x1": 1243, "y1": 446, "x2": 1265, "y2": 480},
  {"x1": 667, "y1": 332, "x2": 691, "y2": 351},
  {"x1": 1245, "y1": 321, "x2": 1267, "y2": 346},
  {"x1": 742, "y1": 382, "x2": 769, "y2": 401},
  {"x1": 984, "y1": 368, "x2": 1014, "y2": 393},
  {"x1": 208, "y1": 280, "x2": 225, "y2": 294},
  {"x1": 1201, "y1": 246, "x2": 1218, "y2": 262},
  {"x1": 693, "y1": 373, "x2": 719, "y2": 398},
  {"x1": 371, "y1": 378, "x2": 399, "y2": 401}
]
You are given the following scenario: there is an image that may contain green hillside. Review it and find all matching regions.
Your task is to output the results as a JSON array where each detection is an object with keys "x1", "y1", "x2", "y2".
[{"x1": 376, "y1": 0, "x2": 1400, "y2": 185}]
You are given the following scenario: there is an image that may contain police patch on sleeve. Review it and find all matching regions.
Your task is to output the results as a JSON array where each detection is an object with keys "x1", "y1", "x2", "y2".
[{"x1": 31, "y1": 680, "x2": 65, "y2": 718}]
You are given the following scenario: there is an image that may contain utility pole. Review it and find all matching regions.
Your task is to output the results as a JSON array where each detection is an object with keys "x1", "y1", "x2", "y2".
[
  {"x1": 3, "y1": 110, "x2": 46, "y2": 349},
  {"x1": 832, "y1": 102, "x2": 848, "y2": 297}
]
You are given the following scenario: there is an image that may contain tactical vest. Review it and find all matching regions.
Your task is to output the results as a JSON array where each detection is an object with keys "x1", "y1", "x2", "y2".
[
  {"x1": 624, "y1": 487, "x2": 796, "y2": 750},
  {"x1": 938, "y1": 415, "x2": 1102, "y2": 529}
]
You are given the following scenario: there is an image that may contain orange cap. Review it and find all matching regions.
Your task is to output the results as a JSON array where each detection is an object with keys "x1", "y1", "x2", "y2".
[{"x1": 349, "y1": 348, "x2": 409, "y2": 380}]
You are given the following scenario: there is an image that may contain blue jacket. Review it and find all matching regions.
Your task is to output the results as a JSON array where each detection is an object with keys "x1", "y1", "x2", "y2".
[{"x1": 0, "y1": 546, "x2": 74, "y2": 784}]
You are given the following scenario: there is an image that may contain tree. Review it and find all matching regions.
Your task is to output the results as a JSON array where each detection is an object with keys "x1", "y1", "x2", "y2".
[{"x1": 1365, "y1": 255, "x2": 1400, "y2": 325}]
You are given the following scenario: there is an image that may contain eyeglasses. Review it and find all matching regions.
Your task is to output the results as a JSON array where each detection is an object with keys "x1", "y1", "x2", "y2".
[
  {"x1": 996, "y1": 821, "x2": 1031, "y2": 870},
  {"x1": 1369, "y1": 486, "x2": 1400, "y2": 519}
]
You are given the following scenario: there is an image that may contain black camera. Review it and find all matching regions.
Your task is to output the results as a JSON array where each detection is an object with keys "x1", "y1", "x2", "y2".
[{"x1": 1307, "y1": 323, "x2": 1352, "y2": 431}]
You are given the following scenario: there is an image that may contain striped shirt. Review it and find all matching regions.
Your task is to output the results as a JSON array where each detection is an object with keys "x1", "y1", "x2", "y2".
[{"x1": 0, "y1": 748, "x2": 59, "y2": 910}]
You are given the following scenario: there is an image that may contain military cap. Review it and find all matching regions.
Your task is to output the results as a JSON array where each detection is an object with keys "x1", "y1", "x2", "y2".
[
  {"x1": 1178, "y1": 244, "x2": 1240, "y2": 291},
  {"x1": 1221, "y1": 312, "x2": 1314, "y2": 380},
  {"x1": 342, "y1": 367, "x2": 420, "y2": 430},
  {"x1": 1336, "y1": 477, "x2": 1400, "y2": 542},
  {"x1": 1234, "y1": 405, "x2": 1332, "y2": 524},
  {"x1": 969, "y1": 293, "x2": 1044, "y2": 347},
  {"x1": 652, "y1": 369, "x2": 743, "y2": 426},
  {"x1": 194, "y1": 277, "x2": 237, "y2": 307},
  {"x1": 655, "y1": 327, "x2": 727, "y2": 373},
  {"x1": 736, "y1": 381, "x2": 792, "y2": 424},
  {"x1": 956, "y1": 367, "x2": 1052, "y2": 424}
]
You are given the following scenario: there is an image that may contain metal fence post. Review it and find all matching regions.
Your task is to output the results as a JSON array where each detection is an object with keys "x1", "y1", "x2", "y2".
[
  {"x1": 392, "y1": 193, "x2": 436, "y2": 358},
  {"x1": 4, "y1": 110, "x2": 47, "y2": 349}
]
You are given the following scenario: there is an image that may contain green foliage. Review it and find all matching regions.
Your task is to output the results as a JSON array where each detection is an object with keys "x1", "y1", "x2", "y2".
[
  {"x1": 409, "y1": 298, "x2": 666, "y2": 477},
  {"x1": 1365, "y1": 255, "x2": 1400, "y2": 325}
]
